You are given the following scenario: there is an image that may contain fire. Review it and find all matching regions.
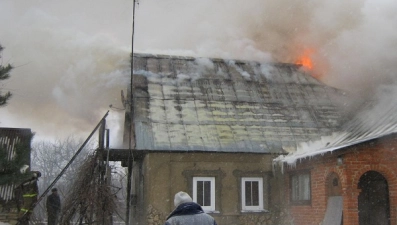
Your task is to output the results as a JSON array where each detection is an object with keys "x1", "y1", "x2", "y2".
[
  {"x1": 296, "y1": 49, "x2": 314, "y2": 70},
  {"x1": 295, "y1": 48, "x2": 326, "y2": 80}
]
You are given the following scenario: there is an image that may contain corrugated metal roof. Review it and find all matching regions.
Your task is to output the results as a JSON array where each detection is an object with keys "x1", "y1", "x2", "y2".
[
  {"x1": 277, "y1": 87, "x2": 397, "y2": 164},
  {"x1": 131, "y1": 54, "x2": 349, "y2": 154},
  {"x1": 0, "y1": 127, "x2": 32, "y2": 202}
]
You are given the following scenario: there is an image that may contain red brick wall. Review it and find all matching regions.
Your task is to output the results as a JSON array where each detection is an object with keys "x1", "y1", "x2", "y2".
[{"x1": 285, "y1": 135, "x2": 397, "y2": 225}]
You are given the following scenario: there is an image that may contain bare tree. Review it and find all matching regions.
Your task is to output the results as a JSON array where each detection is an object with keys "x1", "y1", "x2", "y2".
[
  {"x1": 30, "y1": 136, "x2": 127, "y2": 224},
  {"x1": 30, "y1": 136, "x2": 95, "y2": 221}
]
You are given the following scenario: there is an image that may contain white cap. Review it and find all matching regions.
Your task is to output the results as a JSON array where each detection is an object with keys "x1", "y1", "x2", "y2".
[{"x1": 174, "y1": 191, "x2": 193, "y2": 207}]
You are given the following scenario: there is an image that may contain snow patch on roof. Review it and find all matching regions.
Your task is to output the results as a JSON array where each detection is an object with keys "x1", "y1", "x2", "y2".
[{"x1": 274, "y1": 132, "x2": 345, "y2": 166}]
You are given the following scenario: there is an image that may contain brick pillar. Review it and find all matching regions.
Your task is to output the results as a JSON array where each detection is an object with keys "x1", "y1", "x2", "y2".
[{"x1": 342, "y1": 187, "x2": 360, "y2": 225}]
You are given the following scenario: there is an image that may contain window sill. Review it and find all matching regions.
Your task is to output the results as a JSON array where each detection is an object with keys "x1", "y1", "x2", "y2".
[
  {"x1": 205, "y1": 210, "x2": 220, "y2": 214},
  {"x1": 241, "y1": 209, "x2": 270, "y2": 213}
]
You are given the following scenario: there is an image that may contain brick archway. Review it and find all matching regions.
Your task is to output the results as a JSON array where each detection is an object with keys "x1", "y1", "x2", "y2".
[
  {"x1": 352, "y1": 165, "x2": 397, "y2": 225},
  {"x1": 353, "y1": 165, "x2": 397, "y2": 187}
]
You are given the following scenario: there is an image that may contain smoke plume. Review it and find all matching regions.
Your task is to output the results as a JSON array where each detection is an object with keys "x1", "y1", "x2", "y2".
[
  {"x1": 1, "y1": 0, "x2": 396, "y2": 145},
  {"x1": 0, "y1": 0, "x2": 132, "y2": 146},
  {"x1": 135, "y1": 0, "x2": 397, "y2": 95}
]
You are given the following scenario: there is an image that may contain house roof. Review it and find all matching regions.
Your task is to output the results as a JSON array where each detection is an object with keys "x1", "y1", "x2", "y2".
[
  {"x1": 276, "y1": 87, "x2": 397, "y2": 164},
  {"x1": 131, "y1": 53, "x2": 349, "y2": 154}
]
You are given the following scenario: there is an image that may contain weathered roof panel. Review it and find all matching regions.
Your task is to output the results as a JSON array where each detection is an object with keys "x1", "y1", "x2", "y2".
[
  {"x1": 131, "y1": 54, "x2": 349, "y2": 153},
  {"x1": 276, "y1": 87, "x2": 397, "y2": 164},
  {"x1": 0, "y1": 127, "x2": 32, "y2": 202}
]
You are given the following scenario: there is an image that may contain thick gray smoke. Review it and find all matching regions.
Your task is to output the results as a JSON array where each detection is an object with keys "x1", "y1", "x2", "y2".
[
  {"x1": 0, "y1": 1, "x2": 132, "y2": 146},
  {"x1": 1, "y1": 0, "x2": 396, "y2": 145},
  {"x1": 135, "y1": 0, "x2": 397, "y2": 95}
]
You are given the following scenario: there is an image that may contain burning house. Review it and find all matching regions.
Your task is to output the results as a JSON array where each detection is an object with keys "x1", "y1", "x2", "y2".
[{"x1": 118, "y1": 53, "x2": 350, "y2": 225}]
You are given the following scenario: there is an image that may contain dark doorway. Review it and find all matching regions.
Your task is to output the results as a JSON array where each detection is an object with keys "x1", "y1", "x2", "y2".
[{"x1": 358, "y1": 171, "x2": 390, "y2": 225}]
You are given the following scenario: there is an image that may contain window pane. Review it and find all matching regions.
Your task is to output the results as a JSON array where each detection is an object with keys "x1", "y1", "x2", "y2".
[
  {"x1": 292, "y1": 176, "x2": 298, "y2": 201},
  {"x1": 197, "y1": 181, "x2": 204, "y2": 206},
  {"x1": 242, "y1": 178, "x2": 264, "y2": 211},
  {"x1": 245, "y1": 181, "x2": 252, "y2": 206},
  {"x1": 244, "y1": 181, "x2": 259, "y2": 206},
  {"x1": 197, "y1": 180, "x2": 212, "y2": 206},
  {"x1": 299, "y1": 175, "x2": 305, "y2": 200},
  {"x1": 291, "y1": 173, "x2": 310, "y2": 201},
  {"x1": 252, "y1": 181, "x2": 259, "y2": 206},
  {"x1": 193, "y1": 177, "x2": 215, "y2": 211},
  {"x1": 204, "y1": 181, "x2": 211, "y2": 206},
  {"x1": 302, "y1": 174, "x2": 310, "y2": 200}
]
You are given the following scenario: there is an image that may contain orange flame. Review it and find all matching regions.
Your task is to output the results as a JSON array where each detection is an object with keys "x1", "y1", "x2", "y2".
[{"x1": 296, "y1": 49, "x2": 314, "y2": 70}]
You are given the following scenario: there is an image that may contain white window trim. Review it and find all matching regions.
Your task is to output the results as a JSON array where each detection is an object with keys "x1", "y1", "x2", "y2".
[
  {"x1": 193, "y1": 177, "x2": 215, "y2": 212},
  {"x1": 241, "y1": 177, "x2": 264, "y2": 211}
]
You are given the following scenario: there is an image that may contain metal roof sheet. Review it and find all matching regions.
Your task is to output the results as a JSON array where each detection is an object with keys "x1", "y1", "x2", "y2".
[
  {"x1": 0, "y1": 127, "x2": 32, "y2": 202},
  {"x1": 277, "y1": 87, "x2": 397, "y2": 164},
  {"x1": 131, "y1": 54, "x2": 349, "y2": 154}
]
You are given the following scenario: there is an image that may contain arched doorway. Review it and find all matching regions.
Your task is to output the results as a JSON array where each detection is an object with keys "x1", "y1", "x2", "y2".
[
  {"x1": 327, "y1": 172, "x2": 342, "y2": 196},
  {"x1": 358, "y1": 171, "x2": 390, "y2": 225}
]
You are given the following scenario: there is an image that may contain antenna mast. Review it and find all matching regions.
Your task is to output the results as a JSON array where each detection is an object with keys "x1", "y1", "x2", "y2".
[{"x1": 126, "y1": 0, "x2": 137, "y2": 224}]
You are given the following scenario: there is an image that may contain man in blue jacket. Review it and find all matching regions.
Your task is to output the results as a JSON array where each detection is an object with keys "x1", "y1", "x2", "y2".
[{"x1": 164, "y1": 191, "x2": 217, "y2": 225}]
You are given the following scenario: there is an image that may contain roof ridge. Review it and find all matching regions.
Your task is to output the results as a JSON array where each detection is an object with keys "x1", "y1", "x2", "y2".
[{"x1": 132, "y1": 52, "x2": 301, "y2": 68}]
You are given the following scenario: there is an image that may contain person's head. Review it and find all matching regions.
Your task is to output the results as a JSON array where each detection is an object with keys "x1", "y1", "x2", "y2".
[
  {"x1": 174, "y1": 191, "x2": 193, "y2": 207},
  {"x1": 51, "y1": 188, "x2": 58, "y2": 194}
]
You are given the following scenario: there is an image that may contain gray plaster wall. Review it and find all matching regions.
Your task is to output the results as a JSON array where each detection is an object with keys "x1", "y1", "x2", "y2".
[{"x1": 132, "y1": 152, "x2": 287, "y2": 225}]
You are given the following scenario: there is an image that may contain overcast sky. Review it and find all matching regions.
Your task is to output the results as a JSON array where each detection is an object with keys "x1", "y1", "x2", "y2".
[{"x1": 0, "y1": 0, "x2": 396, "y2": 146}]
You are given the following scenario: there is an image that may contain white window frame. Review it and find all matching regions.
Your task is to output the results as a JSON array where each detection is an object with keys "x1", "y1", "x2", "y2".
[
  {"x1": 241, "y1": 177, "x2": 264, "y2": 211},
  {"x1": 193, "y1": 177, "x2": 215, "y2": 212}
]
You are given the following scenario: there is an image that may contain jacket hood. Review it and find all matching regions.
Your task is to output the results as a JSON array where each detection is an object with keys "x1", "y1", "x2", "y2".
[{"x1": 166, "y1": 202, "x2": 204, "y2": 220}]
